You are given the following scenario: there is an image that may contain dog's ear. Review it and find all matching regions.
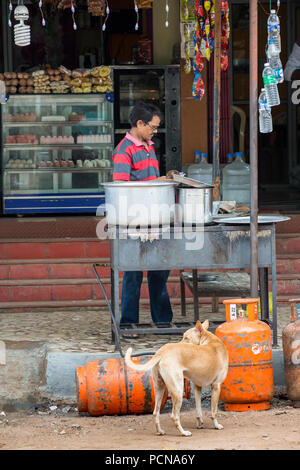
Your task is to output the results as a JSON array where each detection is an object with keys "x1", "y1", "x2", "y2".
[
  {"x1": 195, "y1": 320, "x2": 203, "y2": 332},
  {"x1": 202, "y1": 319, "x2": 209, "y2": 330}
]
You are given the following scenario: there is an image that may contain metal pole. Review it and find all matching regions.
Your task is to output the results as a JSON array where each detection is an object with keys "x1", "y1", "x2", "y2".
[
  {"x1": 249, "y1": 0, "x2": 258, "y2": 297},
  {"x1": 212, "y1": 0, "x2": 221, "y2": 194}
]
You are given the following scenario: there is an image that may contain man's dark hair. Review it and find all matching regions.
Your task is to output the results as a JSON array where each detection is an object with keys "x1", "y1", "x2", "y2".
[{"x1": 129, "y1": 101, "x2": 164, "y2": 127}]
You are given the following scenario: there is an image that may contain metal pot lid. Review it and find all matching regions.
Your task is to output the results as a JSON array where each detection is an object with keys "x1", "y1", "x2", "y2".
[
  {"x1": 103, "y1": 181, "x2": 177, "y2": 187},
  {"x1": 172, "y1": 173, "x2": 214, "y2": 188}
]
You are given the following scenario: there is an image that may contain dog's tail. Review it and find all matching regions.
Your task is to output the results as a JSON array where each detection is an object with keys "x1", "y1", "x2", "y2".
[{"x1": 125, "y1": 347, "x2": 161, "y2": 372}]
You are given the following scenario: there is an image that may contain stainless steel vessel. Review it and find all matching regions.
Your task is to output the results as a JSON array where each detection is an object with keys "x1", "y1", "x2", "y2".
[
  {"x1": 176, "y1": 186, "x2": 213, "y2": 224},
  {"x1": 103, "y1": 181, "x2": 176, "y2": 227}
]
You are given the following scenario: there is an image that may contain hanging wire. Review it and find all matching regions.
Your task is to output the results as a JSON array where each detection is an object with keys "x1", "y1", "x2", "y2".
[
  {"x1": 71, "y1": 0, "x2": 77, "y2": 30},
  {"x1": 39, "y1": 0, "x2": 46, "y2": 26},
  {"x1": 276, "y1": 0, "x2": 280, "y2": 14},
  {"x1": 134, "y1": 0, "x2": 139, "y2": 31},
  {"x1": 165, "y1": 0, "x2": 169, "y2": 28},
  {"x1": 8, "y1": 0, "x2": 13, "y2": 27},
  {"x1": 102, "y1": 0, "x2": 110, "y2": 31}
]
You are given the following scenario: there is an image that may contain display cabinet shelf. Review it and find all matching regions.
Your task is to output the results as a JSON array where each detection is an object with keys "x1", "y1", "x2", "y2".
[{"x1": 1, "y1": 94, "x2": 114, "y2": 214}]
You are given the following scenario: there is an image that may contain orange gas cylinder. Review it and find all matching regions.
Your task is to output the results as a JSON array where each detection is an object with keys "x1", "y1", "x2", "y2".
[
  {"x1": 282, "y1": 299, "x2": 300, "y2": 408},
  {"x1": 215, "y1": 298, "x2": 274, "y2": 411},
  {"x1": 76, "y1": 355, "x2": 191, "y2": 416}
]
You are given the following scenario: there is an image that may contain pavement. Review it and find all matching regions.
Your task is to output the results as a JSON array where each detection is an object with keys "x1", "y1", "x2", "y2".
[{"x1": 0, "y1": 302, "x2": 292, "y2": 410}]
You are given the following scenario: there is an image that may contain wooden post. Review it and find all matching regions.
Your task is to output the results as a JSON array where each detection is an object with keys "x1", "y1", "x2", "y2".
[
  {"x1": 249, "y1": 0, "x2": 259, "y2": 297},
  {"x1": 212, "y1": 0, "x2": 221, "y2": 199}
]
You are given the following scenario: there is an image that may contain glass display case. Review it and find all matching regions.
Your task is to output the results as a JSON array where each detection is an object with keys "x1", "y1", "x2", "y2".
[{"x1": 1, "y1": 94, "x2": 114, "y2": 214}]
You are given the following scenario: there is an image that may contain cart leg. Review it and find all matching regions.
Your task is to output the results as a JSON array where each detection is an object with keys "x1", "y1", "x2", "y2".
[
  {"x1": 211, "y1": 295, "x2": 219, "y2": 313},
  {"x1": 258, "y1": 267, "x2": 269, "y2": 322},
  {"x1": 271, "y1": 225, "x2": 277, "y2": 346},
  {"x1": 110, "y1": 268, "x2": 120, "y2": 346},
  {"x1": 193, "y1": 269, "x2": 199, "y2": 322},
  {"x1": 180, "y1": 271, "x2": 186, "y2": 317}
]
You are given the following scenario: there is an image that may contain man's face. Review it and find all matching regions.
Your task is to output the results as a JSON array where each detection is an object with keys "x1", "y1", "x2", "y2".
[{"x1": 136, "y1": 114, "x2": 161, "y2": 141}]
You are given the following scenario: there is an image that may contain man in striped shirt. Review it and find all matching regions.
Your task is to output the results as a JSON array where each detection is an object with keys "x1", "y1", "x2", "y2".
[{"x1": 112, "y1": 101, "x2": 173, "y2": 333}]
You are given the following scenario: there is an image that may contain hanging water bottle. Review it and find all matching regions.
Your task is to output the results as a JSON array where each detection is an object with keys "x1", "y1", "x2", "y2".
[
  {"x1": 258, "y1": 88, "x2": 273, "y2": 134},
  {"x1": 267, "y1": 9, "x2": 281, "y2": 53},
  {"x1": 268, "y1": 39, "x2": 283, "y2": 83},
  {"x1": 269, "y1": 55, "x2": 284, "y2": 83},
  {"x1": 262, "y1": 63, "x2": 280, "y2": 107}
]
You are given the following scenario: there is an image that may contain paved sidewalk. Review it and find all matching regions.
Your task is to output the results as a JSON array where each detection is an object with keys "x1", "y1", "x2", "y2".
[{"x1": 0, "y1": 302, "x2": 292, "y2": 354}]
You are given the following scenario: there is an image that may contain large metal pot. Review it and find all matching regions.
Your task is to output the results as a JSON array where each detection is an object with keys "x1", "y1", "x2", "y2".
[
  {"x1": 103, "y1": 181, "x2": 176, "y2": 227},
  {"x1": 176, "y1": 186, "x2": 213, "y2": 224}
]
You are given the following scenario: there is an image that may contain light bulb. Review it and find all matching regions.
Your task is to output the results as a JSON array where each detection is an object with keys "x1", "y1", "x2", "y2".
[
  {"x1": 102, "y1": 23, "x2": 106, "y2": 31},
  {"x1": 165, "y1": 21, "x2": 169, "y2": 27}
]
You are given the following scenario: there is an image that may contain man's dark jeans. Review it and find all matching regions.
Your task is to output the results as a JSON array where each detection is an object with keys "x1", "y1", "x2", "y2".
[{"x1": 120, "y1": 270, "x2": 173, "y2": 324}]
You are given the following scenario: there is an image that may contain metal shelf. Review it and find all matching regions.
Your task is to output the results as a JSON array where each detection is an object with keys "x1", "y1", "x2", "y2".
[
  {"x1": 2, "y1": 120, "x2": 113, "y2": 127},
  {"x1": 3, "y1": 143, "x2": 113, "y2": 150},
  {"x1": 4, "y1": 167, "x2": 112, "y2": 172}
]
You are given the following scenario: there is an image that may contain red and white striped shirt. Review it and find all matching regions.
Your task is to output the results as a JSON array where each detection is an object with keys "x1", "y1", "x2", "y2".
[{"x1": 112, "y1": 132, "x2": 160, "y2": 181}]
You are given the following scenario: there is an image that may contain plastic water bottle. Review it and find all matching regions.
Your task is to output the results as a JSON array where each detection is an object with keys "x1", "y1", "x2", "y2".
[
  {"x1": 220, "y1": 154, "x2": 234, "y2": 200},
  {"x1": 269, "y1": 56, "x2": 283, "y2": 83},
  {"x1": 187, "y1": 153, "x2": 213, "y2": 185},
  {"x1": 258, "y1": 88, "x2": 273, "y2": 134},
  {"x1": 194, "y1": 151, "x2": 202, "y2": 163},
  {"x1": 222, "y1": 152, "x2": 251, "y2": 207},
  {"x1": 268, "y1": 39, "x2": 283, "y2": 83},
  {"x1": 267, "y1": 10, "x2": 281, "y2": 53},
  {"x1": 262, "y1": 63, "x2": 280, "y2": 107}
]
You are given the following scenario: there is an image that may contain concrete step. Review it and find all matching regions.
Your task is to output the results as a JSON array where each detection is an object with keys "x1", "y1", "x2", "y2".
[
  {"x1": 274, "y1": 213, "x2": 300, "y2": 233},
  {"x1": 270, "y1": 276, "x2": 300, "y2": 296},
  {"x1": 276, "y1": 253, "x2": 300, "y2": 274},
  {"x1": 0, "y1": 294, "x2": 293, "y2": 312},
  {"x1": 0, "y1": 238, "x2": 110, "y2": 260},
  {"x1": 276, "y1": 233, "x2": 300, "y2": 254},
  {"x1": 0, "y1": 274, "x2": 193, "y2": 303},
  {"x1": 0, "y1": 258, "x2": 110, "y2": 280}
]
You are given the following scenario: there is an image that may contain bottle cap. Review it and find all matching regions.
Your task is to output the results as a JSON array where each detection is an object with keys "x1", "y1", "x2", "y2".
[
  {"x1": 201, "y1": 153, "x2": 207, "y2": 158},
  {"x1": 270, "y1": 9, "x2": 276, "y2": 13},
  {"x1": 264, "y1": 62, "x2": 270, "y2": 66},
  {"x1": 194, "y1": 151, "x2": 202, "y2": 155},
  {"x1": 235, "y1": 152, "x2": 243, "y2": 156}
]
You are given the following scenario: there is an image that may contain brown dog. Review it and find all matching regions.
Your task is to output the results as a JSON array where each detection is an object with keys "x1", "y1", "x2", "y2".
[{"x1": 125, "y1": 320, "x2": 228, "y2": 437}]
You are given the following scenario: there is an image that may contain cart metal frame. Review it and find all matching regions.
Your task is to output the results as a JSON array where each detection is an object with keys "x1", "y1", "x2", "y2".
[{"x1": 106, "y1": 222, "x2": 278, "y2": 346}]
